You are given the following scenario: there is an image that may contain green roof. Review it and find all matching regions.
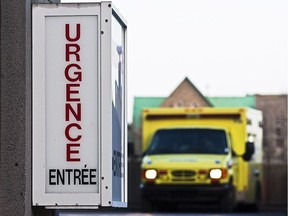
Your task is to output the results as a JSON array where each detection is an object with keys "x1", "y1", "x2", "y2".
[
  {"x1": 132, "y1": 97, "x2": 165, "y2": 130},
  {"x1": 207, "y1": 95, "x2": 256, "y2": 108}
]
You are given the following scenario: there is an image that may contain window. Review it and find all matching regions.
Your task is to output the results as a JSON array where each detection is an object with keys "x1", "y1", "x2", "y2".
[{"x1": 146, "y1": 128, "x2": 228, "y2": 155}]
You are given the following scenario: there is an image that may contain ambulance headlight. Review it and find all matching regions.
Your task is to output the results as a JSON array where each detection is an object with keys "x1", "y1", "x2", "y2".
[
  {"x1": 209, "y1": 168, "x2": 222, "y2": 179},
  {"x1": 145, "y1": 169, "x2": 157, "y2": 180}
]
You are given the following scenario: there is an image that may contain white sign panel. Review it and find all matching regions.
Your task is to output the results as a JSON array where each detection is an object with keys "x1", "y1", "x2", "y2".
[
  {"x1": 33, "y1": 3, "x2": 127, "y2": 208},
  {"x1": 45, "y1": 15, "x2": 99, "y2": 194},
  {"x1": 33, "y1": 4, "x2": 101, "y2": 206}
]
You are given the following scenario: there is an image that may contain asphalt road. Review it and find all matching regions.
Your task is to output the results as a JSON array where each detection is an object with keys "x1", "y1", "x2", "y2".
[
  {"x1": 93, "y1": 213, "x2": 284, "y2": 216},
  {"x1": 56, "y1": 212, "x2": 286, "y2": 216},
  {"x1": 56, "y1": 209, "x2": 287, "y2": 216}
]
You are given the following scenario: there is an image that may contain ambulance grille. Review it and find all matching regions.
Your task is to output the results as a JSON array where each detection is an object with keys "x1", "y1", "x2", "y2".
[{"x1": 171, "y1": 170, "x2": 196, "y2": 177}]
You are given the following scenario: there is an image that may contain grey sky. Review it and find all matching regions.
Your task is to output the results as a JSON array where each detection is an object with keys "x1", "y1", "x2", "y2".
[
  {"x1": 61, "y1": 0, "x2": 287, "y2": 122},
  {"x1": 112, "y1": 0, "x2": 287, "y2": 122}
]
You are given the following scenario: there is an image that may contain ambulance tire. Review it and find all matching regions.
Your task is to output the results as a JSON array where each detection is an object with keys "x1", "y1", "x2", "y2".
[
  {"x1": 156, "y1": 202, "x2": 177, "y2": 212},
  {"x1": 141, "y1": 198, "x2": 154, "y2": 212},
  {"x1": 220, "y1": 185, "x2": 236, "y2": 213}
]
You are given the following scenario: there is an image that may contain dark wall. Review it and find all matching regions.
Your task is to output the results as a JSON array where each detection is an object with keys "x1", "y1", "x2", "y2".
[
  {"x1": 1, "y1": 0, "x2": 33, "y2": 215},
  {"x1": 262, "y1": 164, "x2": 287, "y2": 208},
  {"x1": 0, "y1": 0, "x2": 57, "y2": 215}
]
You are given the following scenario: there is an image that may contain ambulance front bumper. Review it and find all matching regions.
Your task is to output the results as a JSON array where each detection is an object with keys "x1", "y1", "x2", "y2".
[{"x1": 140, "y1": 183, "x2": 232, "y2": 203}]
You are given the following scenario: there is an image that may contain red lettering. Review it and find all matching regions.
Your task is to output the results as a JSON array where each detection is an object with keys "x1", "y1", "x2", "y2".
[
  {"x1": 65, "y1": 123, "x2": 82, "y2": 142},
  {"x1": 65, "y1": 103, "x2": 81, "y2": 121},
  {"x1": 65, "y1": 24, "x2": 81, "y2": 42},
  {"x1": 64, "y1": 23, "x2": 82, "y2": 162},
  {"x1": 65, "y1": 64, "x2": 82, "y2": 82},
  {"x1": 66, "y1": 83, "x2": 80, "y2": 102},
  {"x1": 66, "y1": 143, "x2": 80, "y2": 162},
  {"x1": 66, "y1": 44, "x2": 80, "y2": 62}
]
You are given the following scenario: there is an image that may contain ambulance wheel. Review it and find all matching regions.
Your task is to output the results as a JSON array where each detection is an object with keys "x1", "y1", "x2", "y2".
[
  {"x1": 156, "y1": 202, "x2": 177, "y2": 212},
  {"x1": 220, "y1": 185, "x2": 236, "y2": 212},
  {"x1": 141, "y1": 198, "x2": 154, "y2": 212}
]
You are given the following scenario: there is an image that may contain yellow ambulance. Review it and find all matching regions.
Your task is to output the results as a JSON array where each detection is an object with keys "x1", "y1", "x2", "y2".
[{"x1": 140, "y1": 107, "x2": 263, "y2": 212}]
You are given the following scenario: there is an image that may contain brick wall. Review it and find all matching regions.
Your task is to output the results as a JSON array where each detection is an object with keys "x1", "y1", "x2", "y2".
[
  {"x1": 255, "y1": 95, "x2": 287, "y2": 164},
  {"x1": 256, "y1": 95, "x2": 287, "y2": 208},
  {"x1": 161, "y1": 78, "x2": 211, "y2": 107}
]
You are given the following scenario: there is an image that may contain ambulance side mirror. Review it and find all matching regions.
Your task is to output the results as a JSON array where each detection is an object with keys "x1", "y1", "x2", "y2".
[{"x1": 242, "y1": 142, "x2": 255, "y2": 161}]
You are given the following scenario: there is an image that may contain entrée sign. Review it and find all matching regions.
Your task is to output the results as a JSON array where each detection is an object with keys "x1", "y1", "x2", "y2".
[
  {"x1": 33, "y1": 3, "x2": 127, "y2": 207},
  {"x1": 44, "y1": 15, "x2": 99, "y2": 193},
  {"x1": 46, "y1": 23, "x2": 97, "y2": 188}
]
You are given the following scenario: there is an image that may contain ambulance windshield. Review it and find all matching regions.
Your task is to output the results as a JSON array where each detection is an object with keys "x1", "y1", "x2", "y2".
[{"x1": 146, "y1": 128, "x2": 228, "y2": 155}]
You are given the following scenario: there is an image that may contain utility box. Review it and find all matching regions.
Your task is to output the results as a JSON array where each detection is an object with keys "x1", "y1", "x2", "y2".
[{"x1": 32, "y1": 2, "x2": 127, "y2": 208}]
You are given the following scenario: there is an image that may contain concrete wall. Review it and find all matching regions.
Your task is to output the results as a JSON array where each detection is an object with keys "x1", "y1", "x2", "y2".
[
  {"x1": 0, "y1": 0, "x2": 57, "y2": 215},
  {"x1": 1, "y1": 0, "x2": 33, "y2": 215}
]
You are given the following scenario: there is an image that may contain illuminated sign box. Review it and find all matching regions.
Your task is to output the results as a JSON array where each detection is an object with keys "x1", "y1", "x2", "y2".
[{"x1": 32, "y1": 2, "x2": 127, "y2": 208}]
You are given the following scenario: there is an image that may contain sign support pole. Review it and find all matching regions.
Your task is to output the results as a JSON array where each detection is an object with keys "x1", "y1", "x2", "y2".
[{"x1": 1, "y1": 0, "x2": 35, "y2": 215}]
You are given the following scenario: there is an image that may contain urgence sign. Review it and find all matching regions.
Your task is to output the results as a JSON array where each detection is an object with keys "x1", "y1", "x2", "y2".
[
  {"x1": 48, "y1": 23, "x2": 97, "y2": 187},
  {"x1": 44, "y1": 15, "x2": 98, "y2": 194},
  {"x1": 32, "y1": 2, "x2": 127, "y2": 208}
]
